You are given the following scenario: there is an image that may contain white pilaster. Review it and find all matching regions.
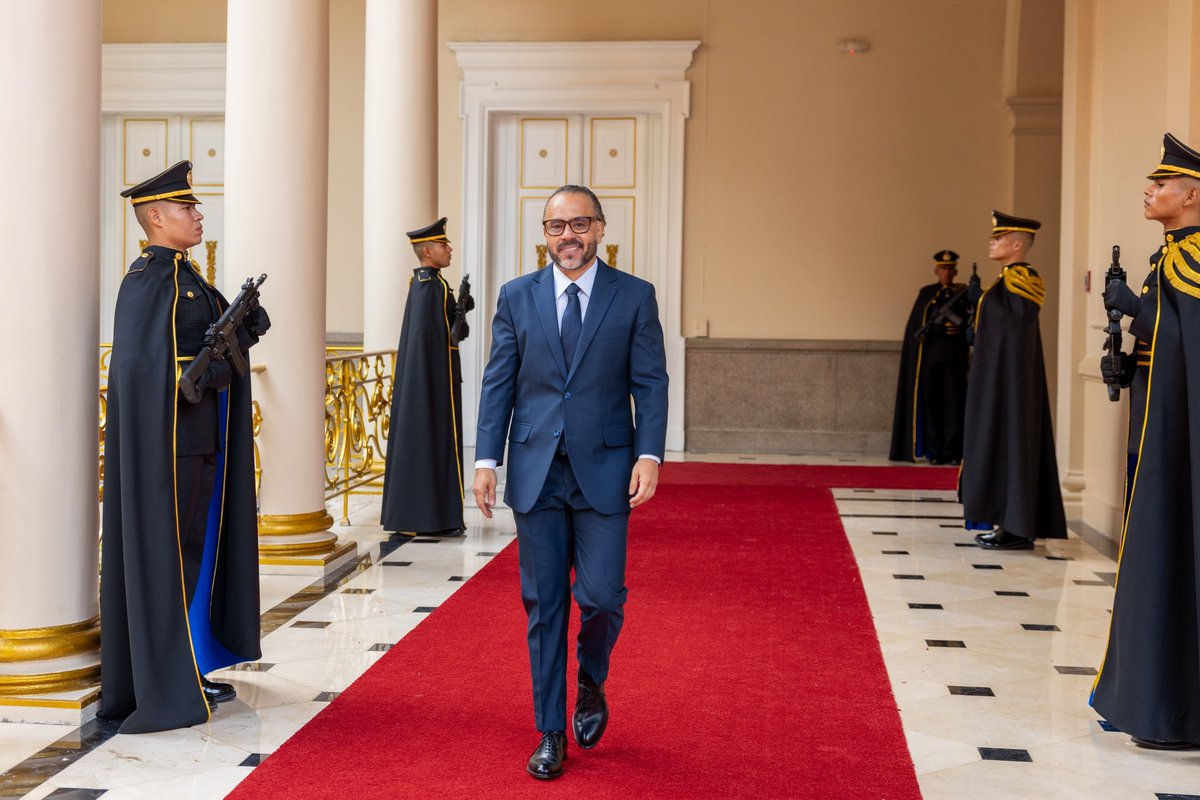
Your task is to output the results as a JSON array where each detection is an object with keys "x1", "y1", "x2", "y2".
[{"x1": 362, "y1": 0, "x2": 438, "y2": 351}]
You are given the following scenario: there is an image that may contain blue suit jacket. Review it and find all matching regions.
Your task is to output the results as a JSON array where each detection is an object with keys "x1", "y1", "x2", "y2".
[{"x1": 476, "y1": 261, "x2": 669, "y2": 515}]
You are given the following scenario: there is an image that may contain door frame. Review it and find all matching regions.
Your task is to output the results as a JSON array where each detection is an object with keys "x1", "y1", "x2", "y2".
[{"x1": 449, "y1": 40, "x2": 699, "y2": 453}]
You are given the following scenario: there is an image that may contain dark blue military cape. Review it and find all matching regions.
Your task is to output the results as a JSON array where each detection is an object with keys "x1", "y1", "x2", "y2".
[
  {"x1": 100, "y1": 250, "x2": 261, "y2": 734},
  {"x1": 958, "y1": 264, "x2": 1066, "y2": 539},
  {"x1": 380, "y1": 267, "x2": 465, "y2": 533},
  {"x1": 889, "y1": 282, "x2": 970, "y2": 462},
  {"x1": 1093, "y1": 227, "x2": 1200, "y2": 742}
]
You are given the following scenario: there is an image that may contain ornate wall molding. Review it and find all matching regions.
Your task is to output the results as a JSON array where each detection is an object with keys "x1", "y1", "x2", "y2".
[{"x1": 102, "y1": 43, "x2": 226, "y2": 114}]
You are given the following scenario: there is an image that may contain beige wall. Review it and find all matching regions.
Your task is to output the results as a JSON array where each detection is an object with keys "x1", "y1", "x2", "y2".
[
  {"x1": 1059, "y1": 0, "x2": 1200, "y2": 540},
  {"x1": 103, "y1": 0, "x2": 226, "y2": 41}
]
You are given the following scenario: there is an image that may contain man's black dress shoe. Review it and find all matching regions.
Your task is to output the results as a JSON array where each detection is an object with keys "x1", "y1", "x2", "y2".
[
  {"x1": 1131, "y1": 736, "x2": 1200, "y2": 750},
  {"x1": 201, "y1": 677, "x2": 236, "y2": 704},
  {"x1": 421, "y1": 528, "x2": 466, "y2": 537},
  {"x1": 573, "y1": 668, "x2": 608, "y2": 749},
  {"x1": 973, "y1": 530, "x2": 1034, "y2": 550},
  {"x1": 526, "y1": 731, "x2": 566, "y2": 779}
]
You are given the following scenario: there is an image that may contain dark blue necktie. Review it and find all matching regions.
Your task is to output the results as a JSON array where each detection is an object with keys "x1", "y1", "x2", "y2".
[{"x1": 561, "y1": 283, "x2": 582, "y2": 369}]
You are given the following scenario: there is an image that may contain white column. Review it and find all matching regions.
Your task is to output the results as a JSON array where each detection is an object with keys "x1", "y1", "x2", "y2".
[
  {"x1": 0, "y1": 1, "x2": 102, "y2": 707},
  {"x1": 226, "y1": 0, "x2": 352, "y2": 570},
  {"x1": 362, "y1": 0, "x2": 438, "y2": 351}
]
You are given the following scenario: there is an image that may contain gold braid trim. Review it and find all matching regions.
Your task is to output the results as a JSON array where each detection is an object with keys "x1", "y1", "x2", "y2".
[
  {"x1": 1163, "y1": 234, "x2": 1200, "y2": 300},
  {"x1": 1002, "y1": 265, "x2": 1045, "y2": 306}
]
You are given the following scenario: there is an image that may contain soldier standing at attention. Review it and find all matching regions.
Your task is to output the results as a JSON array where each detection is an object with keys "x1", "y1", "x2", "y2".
[
  {"x1": 958, "y1": 211, "x2": 1066, "y2": 550},
  {"x1": 889, "y1": 249, "x2": 971, "y2": 465},
  {"x1": 1092, "y1": 132, "x2": 1200, "y2": 750},
  {"x1": 101, "y1": 160, "x2": 270, "y2": 733},
  {"x1": 381, "y1": 217, "x2": 474, "y2": 537}
]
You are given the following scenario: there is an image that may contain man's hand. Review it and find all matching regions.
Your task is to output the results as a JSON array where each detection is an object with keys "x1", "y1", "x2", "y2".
[
  {"x1": 185, "y1": 359, "x2": 232, "y2": 402},
  {"x1": 628, "y1": 458, "x2": 659, "y2": 510},
  {"x1": 1103, "y1": 281, "x2": 1140, "y2": 318},
  {"x1": 474, "y1": 468, "x2": 497, "y2": 519},
  {"x1": 245, "y1": 305, "x2": 271, "y2": 337},
  {"x1": 1100, "y1": 351, "x2": 1133, "y2": 387}
]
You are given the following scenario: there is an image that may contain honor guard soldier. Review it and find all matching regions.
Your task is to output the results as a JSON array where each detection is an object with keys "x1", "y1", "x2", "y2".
[
  {"x1": 1093, "y1": 133, "x2": 1200, "y2": 750},
  {"x1": 958, "y1": 211, "x2": 1066, "y2": 550},
  {"x1": 101, "y1": 160, "x2": 271, "y2": 733},
  {"x1": 381, "y1": 217, "x2": 474, "y2": 537},
  {"x1": 889, "y1": 249, "x2": 971, "y2": 465}
]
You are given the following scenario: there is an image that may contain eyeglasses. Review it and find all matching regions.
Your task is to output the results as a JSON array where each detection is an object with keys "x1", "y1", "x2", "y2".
[{"x1": 542, "y1": 216, "x2": 598, "y2": 236}]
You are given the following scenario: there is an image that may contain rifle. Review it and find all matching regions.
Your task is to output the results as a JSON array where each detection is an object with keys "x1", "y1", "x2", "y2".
[
  {"x1": 450, "y1": 273, "x2": 475, "y2": 345},
  {"x1": 179, "y1": 273, "x2": 268, "y2": 404},
  {"x1": 914, "y1": 263, "x2": 979, "y2": 341},
  {"x1": 1102, "y1": 245, "x2": 1126, "y2": 402}
]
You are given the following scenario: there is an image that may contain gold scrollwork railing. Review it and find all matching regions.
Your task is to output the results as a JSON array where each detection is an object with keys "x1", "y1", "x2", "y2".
[
  {"x1": 99, "y1": 344, "x2": 111, "y2": 503},
  {"x1": 324, "y1": 349, "x2": 395, "y2": 524},
  {"x1": 205, "y1": 240, "x2": 218, "y2": 286}
]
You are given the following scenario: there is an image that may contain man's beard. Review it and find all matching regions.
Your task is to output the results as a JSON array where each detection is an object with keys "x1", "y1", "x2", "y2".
[{"x1": 549, "y1": 238, "x2": 598, "y2": 270}]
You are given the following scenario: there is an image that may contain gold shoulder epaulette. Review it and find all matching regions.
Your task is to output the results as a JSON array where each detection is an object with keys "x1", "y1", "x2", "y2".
[
  {"x1": 1003, "y1": 264, "x2": 1046, "y2": 306},
  {"x1": 1165, "y1": 231, "x2": 1200, "y2": 300}
]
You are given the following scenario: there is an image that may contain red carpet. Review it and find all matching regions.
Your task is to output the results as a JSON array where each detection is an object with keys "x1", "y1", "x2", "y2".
[{"x1": 227, "y1": 463, "x2": 954, "y2": 799}]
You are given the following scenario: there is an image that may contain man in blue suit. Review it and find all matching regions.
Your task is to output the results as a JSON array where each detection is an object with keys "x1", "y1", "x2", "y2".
[{"x1": 473, "y1": 185, "x2": 669, "y2": 780}]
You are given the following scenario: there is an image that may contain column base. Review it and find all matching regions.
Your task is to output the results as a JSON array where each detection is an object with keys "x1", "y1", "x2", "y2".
[
  {"x1": 259, "y1": 538, "x2": 358, "y2": 576},
  {"x1": 0, "y1": 685, "x2": 100, "y2": 726},
  {"x1": 258, "y1": 508, "x2": 357, "y2": 574}
]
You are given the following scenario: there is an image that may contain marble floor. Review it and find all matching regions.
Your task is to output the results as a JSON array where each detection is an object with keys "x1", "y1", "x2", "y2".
[{"x1": 1, "y1": 453, "x2": 1196, "y2": 799}]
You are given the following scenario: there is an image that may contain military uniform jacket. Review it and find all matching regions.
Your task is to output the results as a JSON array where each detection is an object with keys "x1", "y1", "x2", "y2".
[
  {"x1": 1092, "y1": 226, "x2": 1200, "y2": 742},
  {"x1": 889, "y1": 282, "x2": 970, "y2": 462},
  {"x1": 380, "y1": 267, "x2": 465, "y2": 533},
  {"x1": 958, "y1": 263, "x2": 1066, "y2": 539},
  {"x1": 1123, "y1": 263, "x2": 1159, "y2": 456},
  {"x1": 100, "y1": 246, "x2": 261, "y2": 734}
]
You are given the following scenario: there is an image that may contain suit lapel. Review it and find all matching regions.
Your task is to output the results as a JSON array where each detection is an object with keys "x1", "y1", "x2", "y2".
[
  {"x1": 533, "y1": 268, "x2": 568, "y2": 379},
  {"x1": 567, "y1": 261, "x2": 618, "y2": 383}
]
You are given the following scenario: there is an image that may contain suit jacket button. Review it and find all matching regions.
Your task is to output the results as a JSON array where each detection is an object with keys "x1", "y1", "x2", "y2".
[
  {"x1": 554, "y1": 430, "x2": 560, "y2": 438},
  {"x1": 564, "y1": 391, "x2": 572, "y2": 399}
]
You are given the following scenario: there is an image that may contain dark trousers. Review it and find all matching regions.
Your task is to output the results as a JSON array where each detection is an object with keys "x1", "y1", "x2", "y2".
[
  {"x1": 177, "y1": 453, "x2": 218, "y2": 606},
  {"x1": 513, "y1": 452, "x2": 629, "y2": 733}
]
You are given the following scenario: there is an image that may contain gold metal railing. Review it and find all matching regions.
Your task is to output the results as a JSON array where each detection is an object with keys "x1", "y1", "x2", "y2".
[
  {"x1": 324, "y1": 349, "x2": 395, "y2": 524},
  {"x1": 99, "y1": 345, "x2": 111, "y2": 503}
]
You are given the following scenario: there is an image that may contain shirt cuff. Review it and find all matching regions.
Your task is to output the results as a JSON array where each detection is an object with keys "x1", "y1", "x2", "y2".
[
  {"x1": 637, "y1": 454, "x2": 661, "y2": 465},
  {"x1": 474, "y1": 459, "x2": 498, "y2": 470}
]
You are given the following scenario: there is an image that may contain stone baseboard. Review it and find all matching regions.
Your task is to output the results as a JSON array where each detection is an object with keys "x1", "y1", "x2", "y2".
[{"x1": 685, "y1": 338, "x2": 900, "y2": 456}]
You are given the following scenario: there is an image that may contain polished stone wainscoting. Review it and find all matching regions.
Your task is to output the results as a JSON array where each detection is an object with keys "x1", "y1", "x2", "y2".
[{"x1": 685, "y1": 338, "x2": 899, "y2": 454}]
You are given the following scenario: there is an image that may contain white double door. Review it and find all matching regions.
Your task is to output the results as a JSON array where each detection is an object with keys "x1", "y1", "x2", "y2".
[
  {"x1": 99, "y1": 115, "x2": 225, "y2": 341},
  {"x1": 488, "y1": 113, "x2": 649, "y2": 290}
]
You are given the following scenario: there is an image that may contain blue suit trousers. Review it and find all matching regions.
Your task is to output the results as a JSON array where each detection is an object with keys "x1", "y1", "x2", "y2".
[{"x1": 513, "y1": 451, "x2": 629, "y2": 733}]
